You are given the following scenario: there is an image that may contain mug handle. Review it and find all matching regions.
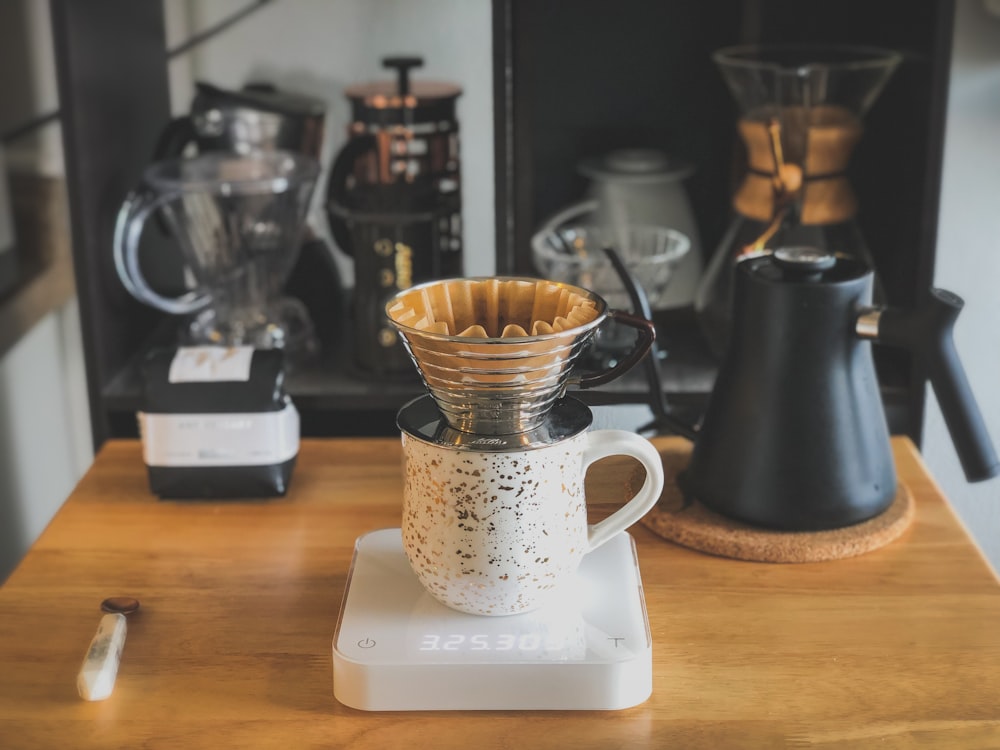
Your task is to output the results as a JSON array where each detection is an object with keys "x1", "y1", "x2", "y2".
[
  {"x1": 582, "y1": 429, "x2": 664, "y2": 552},
  {"x1": 112, "y1": 186, "x2": 211, "y2": 315}
]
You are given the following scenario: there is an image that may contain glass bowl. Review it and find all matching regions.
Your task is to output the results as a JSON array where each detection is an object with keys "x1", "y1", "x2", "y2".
[{"x1": 530, "y1": 224, "x2": 690, "y2": 310}]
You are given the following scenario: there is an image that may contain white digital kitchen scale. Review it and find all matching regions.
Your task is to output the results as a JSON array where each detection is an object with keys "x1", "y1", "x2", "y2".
[{"x1": 332, "y1": 528, "x2": 652, "y2": 711}]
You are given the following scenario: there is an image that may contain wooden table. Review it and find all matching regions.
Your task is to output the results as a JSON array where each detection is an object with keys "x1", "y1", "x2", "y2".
[{"x1": 1, "y1": 437, "x2": 999, "y2": 749}]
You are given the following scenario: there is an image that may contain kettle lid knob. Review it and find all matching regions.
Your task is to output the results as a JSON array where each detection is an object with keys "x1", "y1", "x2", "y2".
[{"x1": 772, "y1": 246, "x2": 837, "y2": 280}]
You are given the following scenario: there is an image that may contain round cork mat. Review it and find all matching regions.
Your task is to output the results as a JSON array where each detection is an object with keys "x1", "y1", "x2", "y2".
[{"x1": 638, "y1": 447, "x2": 915, "y2": 563}]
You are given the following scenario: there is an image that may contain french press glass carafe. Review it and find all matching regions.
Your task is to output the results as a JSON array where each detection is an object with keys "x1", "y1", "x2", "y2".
[{"x1": 326, "y1": 57, "x2": 463, "y2": 377}]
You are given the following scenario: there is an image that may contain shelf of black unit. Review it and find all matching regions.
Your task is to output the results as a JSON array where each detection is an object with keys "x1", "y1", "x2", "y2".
[
  {"x1": 97, "y1": 306, "x2": 719, "y2": 438},
  {"x1": 98, "y1": 305, "x2": 914, "y2": 438}
]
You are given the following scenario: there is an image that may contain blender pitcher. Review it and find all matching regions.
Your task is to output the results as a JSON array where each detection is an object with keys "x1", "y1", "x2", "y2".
[
  {"x1": 113, "y1": 150, "x2": 319, "y2": 351},
  {"x1": 695, "y1": 45, "x2": 901, "y2": 356}
]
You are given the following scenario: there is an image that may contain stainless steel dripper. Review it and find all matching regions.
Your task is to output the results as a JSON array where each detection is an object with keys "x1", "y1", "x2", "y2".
[{"x1": 386, "y1": 277, "x2": 655, "y2": 435}]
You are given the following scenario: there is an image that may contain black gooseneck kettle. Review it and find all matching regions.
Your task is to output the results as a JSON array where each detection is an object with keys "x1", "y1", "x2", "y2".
[{"x1": 679, "y1": 246, "x2": 999, "y2": 531}]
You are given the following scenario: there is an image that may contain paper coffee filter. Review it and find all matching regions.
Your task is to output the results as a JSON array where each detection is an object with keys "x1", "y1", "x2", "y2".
[
  {"x1": 385, "y1": 278, "x2": 609, "y2": 434},
  {"x1": 386, "y1": 278, "x2": 600, "y2": 339}
]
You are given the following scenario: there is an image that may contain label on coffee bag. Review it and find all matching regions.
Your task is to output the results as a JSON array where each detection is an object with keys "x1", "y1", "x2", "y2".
[
  {"x1": 168, "y1": 346, "x2": 255, "y2": 384},
  {"x1": 138, "y1": 403, "x2": 299, "y2": 467}
]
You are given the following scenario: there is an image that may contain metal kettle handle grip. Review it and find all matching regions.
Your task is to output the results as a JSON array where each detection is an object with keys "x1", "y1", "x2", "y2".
[
  {"x1": 870, "y1": 289, "x2": 1000, "y2": 482},
  {"x1": 575, "y1": 310, "x2": 655, "y2": 389}
]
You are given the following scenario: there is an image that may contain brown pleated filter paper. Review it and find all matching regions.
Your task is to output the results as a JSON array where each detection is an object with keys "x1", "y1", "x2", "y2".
[{"x1": 386, "y1": 277, "x2": 606, "y2": 434}]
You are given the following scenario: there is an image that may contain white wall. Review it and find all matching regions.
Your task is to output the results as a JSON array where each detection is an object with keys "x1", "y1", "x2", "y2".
[
  {"x1": 924, "y1": 0, "x2": 1000, "y2": 574},
  {"x1": 0, "y1": 0, "x2": 91, "y2": 583},
  {"x1": 0, "y1": 299, "x2": 92, "y2": 581}
]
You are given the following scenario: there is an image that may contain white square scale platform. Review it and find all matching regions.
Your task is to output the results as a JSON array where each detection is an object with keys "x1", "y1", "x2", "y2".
[{"x1": 332, "y1": 528, "x2": 652, "y2": 711}]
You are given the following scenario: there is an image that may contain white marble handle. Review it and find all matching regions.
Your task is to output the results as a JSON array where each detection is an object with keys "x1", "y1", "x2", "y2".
[
  {"x1": 583, "y1": 429, "x2": 665, "y2": 552},
  {"x1": 77, "y1": 613, "x2": 127, "y2": 701}
]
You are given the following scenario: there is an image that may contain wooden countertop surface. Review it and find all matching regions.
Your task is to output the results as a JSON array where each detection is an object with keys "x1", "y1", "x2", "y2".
[{"x1": 1, "y1": 436, "x2": 999, "y2": 749}]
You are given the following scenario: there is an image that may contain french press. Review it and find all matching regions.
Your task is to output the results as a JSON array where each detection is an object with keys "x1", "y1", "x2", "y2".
[{"x1": 326, "y1": 57, "x2": 463, "y2": 376}]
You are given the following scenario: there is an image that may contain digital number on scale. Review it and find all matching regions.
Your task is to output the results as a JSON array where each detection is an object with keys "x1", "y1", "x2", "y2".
[{"x1": 419, "y1": 633, "x2": 551, "y2": 652}]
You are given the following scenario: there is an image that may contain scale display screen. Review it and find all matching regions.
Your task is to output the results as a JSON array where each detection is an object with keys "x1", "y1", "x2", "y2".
[{"x1": 332, "y1": 528, "x2": 652, "y2": 711}]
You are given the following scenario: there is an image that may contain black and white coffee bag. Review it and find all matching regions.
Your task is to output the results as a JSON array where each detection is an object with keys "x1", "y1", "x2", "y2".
[{"x1": 138, "y1": 346, "x2": 298, "y2": 498}]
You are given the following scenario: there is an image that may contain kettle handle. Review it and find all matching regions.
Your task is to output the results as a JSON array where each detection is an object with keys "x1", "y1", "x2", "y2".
[
  {"x1": 865, "y1": 289, "x2": 1000, "y2": 482},
  {"x1": 324, "y1": 133, "x2": 377, "y2": 257}
]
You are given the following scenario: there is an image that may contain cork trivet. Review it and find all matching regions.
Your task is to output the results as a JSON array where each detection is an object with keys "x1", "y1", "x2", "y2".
[{"x1": 637, "y1": 446, "x2": 915, "y2": 564}]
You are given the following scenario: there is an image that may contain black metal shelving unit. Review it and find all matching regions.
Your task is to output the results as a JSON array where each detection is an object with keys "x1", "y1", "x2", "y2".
[{"x1": 52, "y1": 0, "x2": 954, "y2": 449}]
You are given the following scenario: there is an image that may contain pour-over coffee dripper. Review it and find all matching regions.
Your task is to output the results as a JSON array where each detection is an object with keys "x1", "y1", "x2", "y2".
[
  {"x1": 385, "y1": 277, "x2": 656, "y2": 435},
  {"x1": 113, "y1": 150, "x2": 319, "y2": 353}
]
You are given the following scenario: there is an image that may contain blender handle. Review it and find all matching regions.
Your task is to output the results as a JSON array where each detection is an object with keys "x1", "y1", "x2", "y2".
[
  {"x1": 324, "y1": 133, "x2": 376, "y2": 257},
  {"x1": 574, "y1": 310, "x2": 655, "y2": 389},
  {"x1": 112, "y1": 187, "x2": 210, "y2": 315},
  {"x1": 868, "y1": 289, "x2": 1000, "y2": 482}
]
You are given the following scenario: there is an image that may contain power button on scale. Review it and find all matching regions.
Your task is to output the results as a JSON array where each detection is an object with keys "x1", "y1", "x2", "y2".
[{"x1": 357, "y1": 637, "x2": 376, "y2": 649}]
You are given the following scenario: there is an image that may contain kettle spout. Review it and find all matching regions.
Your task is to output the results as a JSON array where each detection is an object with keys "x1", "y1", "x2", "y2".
[{"x1": 860, "y1": 289, "x2": 1000, "y2": 483}]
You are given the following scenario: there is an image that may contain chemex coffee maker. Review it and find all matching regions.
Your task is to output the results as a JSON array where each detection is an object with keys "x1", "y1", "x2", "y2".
[
  {"x1": 141, "y1": 80, "x2": 343, "y2": 356},
  {"x1": 695, "y1": 45, "x2": 902, "y2": 357},
  {"x1": 681, "y1": 246, "x2": 999, "y2": 531},
  {"x1": 326, "y1": 57, "x2": 463, "y2": 376},
  {"x1": 333, "y1": 277, "x2": 664, "y2": 711}
]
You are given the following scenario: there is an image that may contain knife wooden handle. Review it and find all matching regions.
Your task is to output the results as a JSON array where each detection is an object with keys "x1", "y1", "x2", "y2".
[{"x1": 77, "y1": 613, "x2": 127, "y2": 701}]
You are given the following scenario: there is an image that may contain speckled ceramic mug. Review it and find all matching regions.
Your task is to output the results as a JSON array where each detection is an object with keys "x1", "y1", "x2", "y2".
[{"x1": 399, "y1": 396, "x2": 664, "y2": 616}]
